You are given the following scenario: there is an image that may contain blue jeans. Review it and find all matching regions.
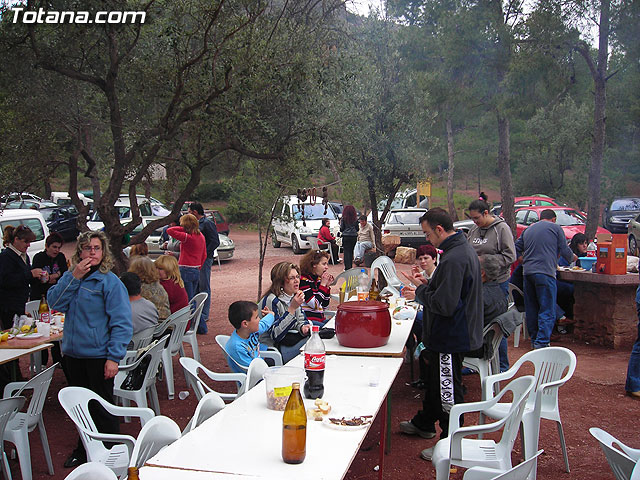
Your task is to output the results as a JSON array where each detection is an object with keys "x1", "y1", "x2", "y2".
[
  {"x1": 354, "y1": 241, "x2": 373, "y2": 261},
  {"x1": 180, "y1": 266, "x2": 200, "y2": 302},
  {"x1": 523, "y1": 273, "x2": 557, "y2": 348},
  {"x1": 197, "y1": 257, "x2": 213, "y2": 334},
  {"x1": 625, "y1": 285, "x2": 640, "y2": 393}
]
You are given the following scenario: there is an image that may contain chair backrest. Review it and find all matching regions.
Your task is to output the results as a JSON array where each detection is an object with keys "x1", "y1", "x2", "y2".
[
  {"x1": 590, "y1": 428, "x2": 639, "y2": 480},
  {"x1": 161, "y1": 305, "x2": 191, "y2": 356},
  {"x1": 185, "y1": 292, "x2": 208, "y2": 336},
  {"x1": 463, "y1": 450, "x2": 543, "y2": 480},
  {"x1": 508, "y1": 283, "x2": 525, "y2": 312},
  {"x1": 239, "y1": 357, "x2": 269, "y2": 396},
  {"x1": 184, "y1": 391, "x2": 226, "y2": 434},
  {"x1": 484, "y1": 322, "x2": 504, "y2": 375},
  {"x1": 307, "y1": 236, "x2": 321, "y2": 250},
  {"x1": 0, "y1": 396, "x2": 26, "y2": 441},
  {"x1": 64, "y1": 461, "x2": 118, "y2": 480},
  {"x1": 130, "y1": 326, "x2": 156, "y2": 351},
  {"x1": 215, "y1": 334, "x2": 248, "y2": 372},
  {"x1": 129, "y1": 415, "x2": 181, "y2": 468},
  {"x1": 370, "y1": 256, "x2": 403, "y2": 288},
  {"x1": 494, "y1": 376, "x2": 536, "y2": 453},
  {"x1": 180, "y1": 357, "x2": 210, "y2": 400},
  {"x1": 5, "y1": 362, "x2": 56, "y2": 430},
  {"x1": 25, "y1": 299, "x2": 40, "y2": 320},
  {"x1": 117, "y1": 335, "x2": 170, "y2": 393},
  {"x1": 332, "y1": 268, "x2": 369, "y2": 299},
  {"x1": 179, "y1": 357, "x2": 246, "y2": 402}
]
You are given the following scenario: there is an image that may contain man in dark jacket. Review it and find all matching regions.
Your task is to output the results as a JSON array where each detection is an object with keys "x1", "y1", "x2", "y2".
[
  {"x1": 400, "y1": 208, "x2": 483, "y2": 459},
  {"x1": 188, "y1": 202, "x2": 220, "y2": 334}
]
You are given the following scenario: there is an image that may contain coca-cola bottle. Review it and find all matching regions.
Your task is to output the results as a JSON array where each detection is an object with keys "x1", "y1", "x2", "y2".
[{"x1": 303, "y1": 325, "x2": 325, "y2": 399}]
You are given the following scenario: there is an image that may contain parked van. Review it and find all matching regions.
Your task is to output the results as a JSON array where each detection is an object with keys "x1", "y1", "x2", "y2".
[
  {"x1": 272, "y1": 195, "x2": 339, "y2": 254},
  {"x1": 87, "y1": 197, "x2": 159, "y2": 231},
  {"x1": 0, "y1": 209, "x2": 50, "y2": 257},
  {"x1": 51, "y1": 191, "x2": 92, "y2": 207}
]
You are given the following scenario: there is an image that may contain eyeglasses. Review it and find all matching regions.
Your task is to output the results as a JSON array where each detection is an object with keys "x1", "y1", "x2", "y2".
[
  {"x1": 287, "y1": 275, "x2": 300, "y2": 281},
  {"x1": 82, "y1": 246, "x2": 102, "y2": 253}
]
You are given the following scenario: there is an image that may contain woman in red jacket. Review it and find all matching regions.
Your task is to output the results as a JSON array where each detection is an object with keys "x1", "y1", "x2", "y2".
[
  {"x1": 317, "y1": 218, "x2": 340, "y2": 263},
  {"x1": 167, "y1": 214, "x2": 206, "y2": 300}
]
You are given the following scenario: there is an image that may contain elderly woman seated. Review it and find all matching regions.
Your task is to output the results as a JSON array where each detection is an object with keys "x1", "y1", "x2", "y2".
[{"x1": 128, "y1": 256, "x2": 171, "y2": 322}]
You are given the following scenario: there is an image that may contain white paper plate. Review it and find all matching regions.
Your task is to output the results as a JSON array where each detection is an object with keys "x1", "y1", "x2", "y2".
[{"x1": 16, "y1": 333, "x2": 43, "y2": 339}]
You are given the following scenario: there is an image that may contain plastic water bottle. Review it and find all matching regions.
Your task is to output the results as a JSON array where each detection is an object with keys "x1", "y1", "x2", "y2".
[
  {"x1": 357, "y1": 269, "x2": 369, "y2": 301},
  {"x1": 587, "y1": 241, "x2": 596, "y2": 258}
]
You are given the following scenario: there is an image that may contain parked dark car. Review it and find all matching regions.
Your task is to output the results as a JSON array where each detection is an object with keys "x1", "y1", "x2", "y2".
[
  {"x1": 603, "y1": 197, "x2": 640, "y2": 234},
  {"x1": 5, "y1": 201, "x2": 80, "y2": 240},
  {"x1": 205, "y1": 210, "x2": 230, "y2": 236}
]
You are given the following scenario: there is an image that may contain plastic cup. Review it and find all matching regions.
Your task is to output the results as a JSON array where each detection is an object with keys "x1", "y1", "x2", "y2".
[
  {"x1": 178, "y1": 391, "x2": 189, "y2": 400},
  {"x1": 37, "y1": 322, "x2": 51, "y2": 337},
  {"x1": 368, "y1": 366, "x2": 381, "y2": 387}
]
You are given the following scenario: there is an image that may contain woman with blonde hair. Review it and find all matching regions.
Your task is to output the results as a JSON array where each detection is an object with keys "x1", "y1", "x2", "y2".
[
  {"x1": 299, "y1": 250, "x2": 333, "y2": 326},
  {"x1": 167, "y1": 213, "x2": 206, "y2": 300},
  {"x1": 48, "y1": 230, "x2": 132, "y2": 468},
  {"x1": 258, "y1": 262, "x2": 310, "y2": 363},
  {"x1": 128, "y1": 256, "x2": 171, "y2": 321},
  {"x1": 155, "y1": 255, "x2": 189, "y2": 314}
]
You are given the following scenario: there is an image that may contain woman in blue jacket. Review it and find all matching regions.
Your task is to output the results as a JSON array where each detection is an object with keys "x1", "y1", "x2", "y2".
[{"x1": 48, "y1": 230, "x2": 132, "y2": 468}]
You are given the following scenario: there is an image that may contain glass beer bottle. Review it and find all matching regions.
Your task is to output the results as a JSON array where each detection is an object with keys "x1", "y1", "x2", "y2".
[
  {"x1": 282, "y1": 382, "x2": 306, "y2": 464},
  {"x1": 38, "y1": 295, "x2": 51, "y2": 323}
]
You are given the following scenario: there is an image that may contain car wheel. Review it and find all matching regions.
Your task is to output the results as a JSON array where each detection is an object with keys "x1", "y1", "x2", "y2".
[
  {"x1": 630, "y1": 235, "x2": 638, "y2": 256},
  {"x1": 292, "y1": 235, "x2": 303, "y2": 254},
  {"x1": 272, "y1": 232, "x2": 281, "y2": 248}
]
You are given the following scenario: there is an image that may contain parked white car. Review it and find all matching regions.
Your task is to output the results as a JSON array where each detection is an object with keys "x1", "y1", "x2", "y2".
[
  {"x1": 382, "y1": 208, "x2": 429, "y2": 248},
  {"x1": 272, "y1": 195, "x2": 339, "y2": 254},
  {"x1": 51, "y1": 191, "x2": 92, "y2": 207},
  {"x1": 0, "y1": 209, "x2": 50, "y2": 257},
  {"x1": 87, "y1": 197, "x2": 157, "y2": 230}
]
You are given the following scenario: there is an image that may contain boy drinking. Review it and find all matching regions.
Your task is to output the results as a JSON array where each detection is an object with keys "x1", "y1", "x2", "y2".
[{"x1": 226, "y1": 300, "x2": 274, "y2": 373}]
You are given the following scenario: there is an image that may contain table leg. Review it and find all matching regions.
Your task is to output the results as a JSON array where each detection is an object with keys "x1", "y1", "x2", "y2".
[
  {"x1": 385, "y1": 390, "x2": 392, "y2": 454},
  {"x1": 378, "y1": 395, "x2": 387, "y2": 480}
]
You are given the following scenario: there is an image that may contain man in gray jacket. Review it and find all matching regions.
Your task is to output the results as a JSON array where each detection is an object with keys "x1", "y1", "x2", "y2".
[{"x1": 401, "y1": 208, "x2": 484, "y2": 460}]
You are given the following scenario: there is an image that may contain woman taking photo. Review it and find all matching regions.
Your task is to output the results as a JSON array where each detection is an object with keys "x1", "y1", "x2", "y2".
[
  {"x1": 47, "y1": 230, "x2": 132, "y2": 468},
  {"x1": 259, "y1": 262, "x2": 310, "y2": 363},
  {"x1": 467, "y1": 197, "x2": 516, "y2": 372},
  {"x1": 0, "y1": 225, "x2": 44, "y2": 329},
  {"x1": 154, "y1": 255, "x2": 189, "y2": 314},
  {"x1": 299, "y1": 250, "x2": 333, "y2": 327},
  {"x1": 128, "y1": 256, "x2": 171, "y2": 321},
  {"x1": 167, "y1": 213, "x2": 206, "y2": 300},
  {"x1": 340, "y1": 206, "x2": 358, "y2": 270}
]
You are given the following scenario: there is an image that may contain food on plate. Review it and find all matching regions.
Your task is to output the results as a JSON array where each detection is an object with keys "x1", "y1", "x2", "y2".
[
  {"x1": 315, "y1": 398, "x2": 331, "y2": 414},
  {"x1": 20, "y1": 324, "x2": 31, "y2": 333},
  {"x1": 306, "y1": 399, "x2": 332, "y2": 420},
  {"x1": 328, "y1": 415, "x2": 373, "y2": 427},
  {"x1": 571, "y1": 266, "x2": 585, "y2": 271}
]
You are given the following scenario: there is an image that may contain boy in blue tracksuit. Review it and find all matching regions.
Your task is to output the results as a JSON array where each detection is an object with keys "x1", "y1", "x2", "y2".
[{"x1": 226, "y1": 300, "x2": 274, "y2": 373}]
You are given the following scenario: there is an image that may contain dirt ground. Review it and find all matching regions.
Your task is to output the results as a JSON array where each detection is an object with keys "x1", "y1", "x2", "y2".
[{"x1": 16, "y1": 230, "x2": 638, "y2": 480}]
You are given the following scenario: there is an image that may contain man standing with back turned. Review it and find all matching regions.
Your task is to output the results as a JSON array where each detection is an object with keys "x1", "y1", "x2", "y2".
[
  {"x1": 515, "y1": 209, "x2": 576, "y2": 349},
  {"x1": 188, "y1": 202, "x2": 220, "y2": 335},
  {"x1": 400, "y1": 208, "x2": 484, "y2": 460}
]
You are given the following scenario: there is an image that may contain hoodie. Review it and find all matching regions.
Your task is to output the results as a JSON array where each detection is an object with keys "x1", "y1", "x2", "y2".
[{"x1": 467, "y1": 217, "x2": 517, "y2": 284}]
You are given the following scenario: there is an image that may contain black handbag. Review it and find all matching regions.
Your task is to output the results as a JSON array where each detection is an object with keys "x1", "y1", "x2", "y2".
[{"x1": 120, "y1": 355, "x2": 151, "y2": 391}]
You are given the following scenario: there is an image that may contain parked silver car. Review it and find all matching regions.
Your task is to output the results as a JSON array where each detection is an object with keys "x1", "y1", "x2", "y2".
[{"x1": 382, "y1": 208, "x2": 428, "y2": 248}]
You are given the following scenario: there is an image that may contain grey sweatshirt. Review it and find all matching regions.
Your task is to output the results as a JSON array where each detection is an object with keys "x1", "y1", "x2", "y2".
[{"x1": 467, "y1": 217, "x2": 516, "y2": 284}]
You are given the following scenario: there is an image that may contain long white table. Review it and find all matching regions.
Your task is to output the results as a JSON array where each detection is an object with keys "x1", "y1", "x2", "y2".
[
  {"x1": 0, "y1": 344, "x2": 52, "y2": 365},
  {"x1": 143, "y1": 355, "x2": 403, "y2": 479}
]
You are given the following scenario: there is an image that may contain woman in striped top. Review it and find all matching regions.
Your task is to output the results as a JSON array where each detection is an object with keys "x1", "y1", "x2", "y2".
[{"x1": 299, "y1": 250, "x2": 333, "y2": 327}]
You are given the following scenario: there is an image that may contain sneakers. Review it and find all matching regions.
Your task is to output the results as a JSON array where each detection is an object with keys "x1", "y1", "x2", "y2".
[
  {"x1": 399, "y1": 421, "x2": 436, "y2": 439},
  {"x1": 420, "y1": 447, "x2": 434, "y2": 461}
]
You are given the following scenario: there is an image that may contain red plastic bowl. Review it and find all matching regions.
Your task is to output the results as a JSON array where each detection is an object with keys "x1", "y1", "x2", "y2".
[{"x1": 335, "y1": 300, "x2": 391, "y2": 348}]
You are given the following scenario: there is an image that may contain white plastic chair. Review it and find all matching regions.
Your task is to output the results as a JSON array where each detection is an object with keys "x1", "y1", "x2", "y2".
[
  {"x1": 58, "y1": 386, "x2": 155, "y2": 480},
  {"x1": 214, "y1": 334, "x2": 282, "y2": 372},
  {"x1": 182, "y1": 391, "x2": 226, "y2": 434},
  {"x1": 463, "y1": 450, "x2": 544, "y2": 480},
  {"x1": 463, "y1": 322, "x2": 504, "y2": 384},
  {"x1": 114, "y1": 335, "x2": 169, "y2": 416},
  {"x1": 590, "y1": 427, "x2": 640, "y2": 480},
  {"x1": 24, "y1": 300, "x2": 40, "y2": 320},
  {"x1": 128, "y1": 416, "x2": 181, "y2": 469},
  {"x1": 63, "y1": 462, "x2": 118, "y2": 480},
  {"x1": 238, "y1": 357, "x2": 269, "y2": 396},
  {"x1": 481, "y1": 346, "x2": 576, "y2": 476},
  {"x1": 330, "y1": 268, "x2": 369, "y2": 302},
  {"x1": 180, "y1": 292, "x2": 208, "y2": 363},
  {"x1": 154, "y1": 305, "x2": 191, "y2": 399},
  {"x1": 370, "y1": 255, "x2": 403, "y2": 293},
  {"x1": 0, "y1": 396, "x2": 25, "y2": 480},
  {"x1": 507, "y1": 283, "x2": 527, "y2": 347},
  {"x1": 308, "y1": 236, "x2": 336, "y2": 265},
  {"x1": 3, "y1": 363, "x2": 57, "y2": 480},
  {"x1": 130, "y1": 326, "x2": 156, "y2": 352},
  {"x1": 24, "y1": 300, "x2": 45, "y2": 374},
  {"x1": 179, "y1": 357, "x2": 246, "y2": 402},
  {"x1": 431, "y1": 375, "x2": 536, "y2": 480}
]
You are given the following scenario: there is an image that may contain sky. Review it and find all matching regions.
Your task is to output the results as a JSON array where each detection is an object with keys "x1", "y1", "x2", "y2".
[{"x1": 347, "y1": 0, "x2": 385, "y2": 16}]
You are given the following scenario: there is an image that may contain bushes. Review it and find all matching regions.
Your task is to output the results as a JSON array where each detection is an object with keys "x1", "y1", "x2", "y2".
[{"x1": 192, "y1": 181, "x2": 230, "y2": 202}]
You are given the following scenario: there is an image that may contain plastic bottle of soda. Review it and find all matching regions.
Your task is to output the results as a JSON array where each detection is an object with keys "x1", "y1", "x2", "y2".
[
  {"x1": 587, "y1": 241, "x2": 597, "y2": 257},
  {"x1": 38, "y1": 295, "x2": 50, "y2": 323},
  {"x1": 282, "y1": 382, "x2": 306, "y2": 464},
  {"x1": 303, "y1": 325, "x2": 325, "y2": 399},
  {"x1": 357, "y1": 268, "x2": 369, "y2": 301}
]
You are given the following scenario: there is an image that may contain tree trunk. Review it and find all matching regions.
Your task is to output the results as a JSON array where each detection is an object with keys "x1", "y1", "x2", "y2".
[
  {"x1": 585, "y1": 0, "x2": 610, "y2": 241},
  {"x1": 445, "y1": 118, "x2": 459, "y2": 221},
  {"x1": 497, "y1": 112, "x2": 516, "y2": 236}
]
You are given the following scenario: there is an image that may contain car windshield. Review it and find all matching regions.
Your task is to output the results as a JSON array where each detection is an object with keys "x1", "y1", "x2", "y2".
[
  {"x1": 555, "y1": 209, "x2": 586, "y2": 226},
  {"x1": 386, "y1": 211, "x2": 424, "y2": 225},
  {"x1": 91, "y1": 206, "x2": 132, "y2": 222},
  {"x1": 40, "y1": 208, "x2": 57, "y2": 222},
  {"x1": 292, "y1": 204, "x2": 336, "y2": 220},
  {"x1": 611, "y1": 199, "x2": 640, "y2": 211}
]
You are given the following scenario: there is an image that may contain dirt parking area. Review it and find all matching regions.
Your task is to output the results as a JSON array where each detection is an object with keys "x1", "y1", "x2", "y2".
[{"x1": 29, "y1": 230, "x2": 639, "y2": 479}]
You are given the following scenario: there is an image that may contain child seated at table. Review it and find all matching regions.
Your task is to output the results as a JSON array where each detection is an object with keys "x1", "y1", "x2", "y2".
[{"x1": 226, "y1": 300, "x2": 274, "y2": 373}]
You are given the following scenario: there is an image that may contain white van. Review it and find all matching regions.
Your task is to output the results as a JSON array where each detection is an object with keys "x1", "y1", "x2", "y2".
[
  {"x1": 0, "y1": 209, "x2": 50, "y2": 257},
  {"x1": 87, "y1": 197, "x2": 160, "y2": 231},
  {"x1": 51, "y1": 191, "x2": 92, "y2": 207},
  {"x1": 271, "y1": 195, "x2": 339, "y2": 254}
]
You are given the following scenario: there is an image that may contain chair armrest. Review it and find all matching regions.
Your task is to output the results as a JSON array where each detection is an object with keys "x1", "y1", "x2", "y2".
[
  {"x1": 201, "y1": 369, "x2": 247, "y2": 385},
  {"x1": 481, "y1": 369, "x2": 518, "y2": 401},
  {"x1": 260, "y1": 350, "x2": 283, "y2": 366},
  {"x1": 99, "y1": 401, "x2": 155, "y2": 426},
  {"x1": 449, "y1": 418, "x2": 508, "y2": 459},
  {"x1": 3, "y1": 381, "x2": 27, "y2": 398},
  {"x1": 80, "y1": 429, "x2": 137, "y2": 456},
  {"x1": 118, "y1": 352, "x2": 145, "y2": 372}
]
